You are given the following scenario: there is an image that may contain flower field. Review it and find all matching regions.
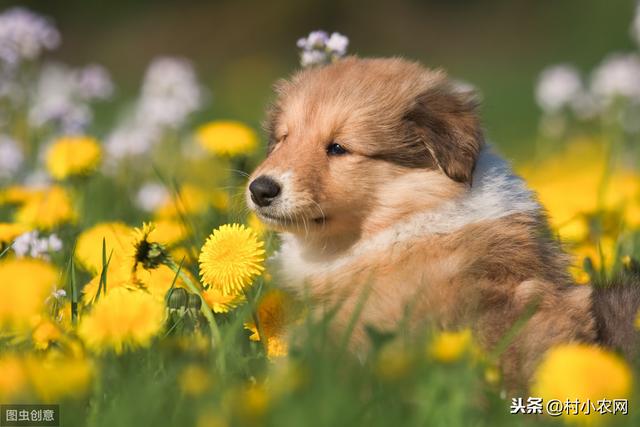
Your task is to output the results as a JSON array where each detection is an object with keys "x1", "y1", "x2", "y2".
[{"x1": 1, "y1": 5, "x2": 640, "y2": 427}]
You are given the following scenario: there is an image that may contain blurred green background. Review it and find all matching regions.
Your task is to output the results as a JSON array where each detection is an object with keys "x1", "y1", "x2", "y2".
[{"x1": 4, "y1": 0, "x2": 637, "y2": 159}]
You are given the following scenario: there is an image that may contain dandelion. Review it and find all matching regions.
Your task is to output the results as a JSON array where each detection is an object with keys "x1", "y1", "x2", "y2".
[
  {"x1": 0, "y1": 7, "x2": 60, "y2": 67},
  {"x1": 150, "y1": 219, "x2": 189, "y2": 246},
  {"x1": 244, "y1": 290, "x2": 291, "y2": 358},
  {"x1": 0, "y1": 135, "x2": 24, "y2": 180},
  {"x1": 75, "y1": 222, "x2": 135, "y2": 274},
  {"x1": 0, "y1": 258, "x2": 59, "y2": 332},
  {"x1": 375, "y1": 341, "x2": 415, "y2": 381},
  {"x1": 532, "y1": 344, "x2": 632, "y2": 422},
  {"x1": 196, "y1": 121, "x2": 258, "y2": 156},
  {"x1": 0, "y1": 222, "x2": 29, "y2": 248},
  {"x1": 535, "y1": 64, "x2": 582, "y2": 113},
  {"x1": 179, "y1": 364, "x2": 212, "y2": 396},
  {"x1": 81, "y1": 263, "x2": 132, "y2": 305},
  {"x1": 0, "y1": 355, "x2": 28, "y2": 402},
  {"x1": 25, "y1": 355, "x2": 93, "y2": 402},
  {"x1": 202, "y1": 288, "x2": 245, "y2": 314},
  {"x1": 32, "y1": 320, "x2": 62, "y2": 350},
  {"x1": 14, "y1": 185, "x2": 76, "y2": 230},
  {"x1": 155, "y1": 184, "x2": 210, "y2": 218},
  {"x1": 46, "y1": 135, "x2": 102, "y2": 180},
  {"x1": 78, "y1": 287, "x2": 165, "y2": 354},
  {"x1": 131, "y1": 222, "x2": 170, "y2": 271},
  {"x1": 199, "y1": 224, "x2": 265, "y2": 295},
  {"x1": 428, "y1": 329, "x2": 474, "y2": 363}
]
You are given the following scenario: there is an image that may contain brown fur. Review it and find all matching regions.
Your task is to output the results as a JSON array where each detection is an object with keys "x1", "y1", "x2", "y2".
[{"x1": 247, "y1": 56, "x2": 637, "y2": 393}]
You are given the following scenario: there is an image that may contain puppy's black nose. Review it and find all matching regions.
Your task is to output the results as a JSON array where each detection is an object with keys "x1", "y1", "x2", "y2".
[{"x1": 249, "y1": 175, "x2": 281, "y2": 207}]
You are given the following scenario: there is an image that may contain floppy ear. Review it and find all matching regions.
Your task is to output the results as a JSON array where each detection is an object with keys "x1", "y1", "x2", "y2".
[{"x1": 404, "y1": 82, "x2": 483, "y2": 184}]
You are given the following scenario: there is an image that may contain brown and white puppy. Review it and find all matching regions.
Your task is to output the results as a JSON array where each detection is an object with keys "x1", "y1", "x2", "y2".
[{"x1": 246, "y1": 57, "x2": 639, "y2": 392}]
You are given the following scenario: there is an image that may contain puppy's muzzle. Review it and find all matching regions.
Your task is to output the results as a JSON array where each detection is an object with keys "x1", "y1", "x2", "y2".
[{"x1": 249, "y1": 175, "x2": 281, "y2": 207}]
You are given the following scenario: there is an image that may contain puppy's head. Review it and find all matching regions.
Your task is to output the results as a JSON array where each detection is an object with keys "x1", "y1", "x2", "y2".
[{"x1": 247, "y1": 57, "x2": 483, "y2": 240}]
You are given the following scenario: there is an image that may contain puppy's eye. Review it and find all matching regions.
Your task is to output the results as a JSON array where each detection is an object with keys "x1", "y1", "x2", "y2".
[{"x1": 326, "y1": 142, "x2": 348, "y2": 156}]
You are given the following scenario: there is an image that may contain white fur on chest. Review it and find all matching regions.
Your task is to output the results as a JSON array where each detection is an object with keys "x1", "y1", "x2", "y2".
[{"x1": 272, "y1": 146, "x2": 540, "y2": 288}]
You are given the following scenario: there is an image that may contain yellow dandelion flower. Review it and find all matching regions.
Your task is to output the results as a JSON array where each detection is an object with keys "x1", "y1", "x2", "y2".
[
  {"x1": 81, "y1": 262, "x2": 134, "y2": 305},
  {"x1": 32, "y1": 319, "x2": 62, "y2": 350},
  {"x1": 153, "y1": 219, "x2": 189, "y2": 246},
  {"x1": 45, "y1": 135, "x2": 102, "y2": 180},
  {"x1": 247, "y1": 213, "x2": 266, "y2": 236},
  {"x1": 569, "y1": 237, "x2": 616, "y2": 285},
  {"x1": 196, "y1": 120, "x2": 258, "y2": 156},
  {"x1": 0, "y1": 222, "x2": 30, "y2": 248},
  {"x1": 136, "y1": 264, "x2": 195, "y2": 301},
  {"x1": 131, "y1": 222, "x2": 170, "y2": 270},
  {"x1": 211, "y1": 189, "x2": 230, "y2": 212},
  {"x1": 155, "y1": 184, "x2": 209, "y2": 219},
  {"x1": 202, "y1": 288, "x2": 245, "y2": 313},
  {"x1": 375, "y1": 341, "x2": 415, "y2": 381},
  {"x1": 14, "y1": 186, "x2": 76, "y2": 230},
  {"x1": 78, "y1": 287, "x2": 165, "y2": 354},
  {"x1": 428, "y1": 328, "x2": 474, "y2": 363},
  {"x1": 244, "y1": 289, "x2": 291, "y2": 358},
  {"x1": 0, "y1": 355, "x2": 28, "y2": 402},
  {"x1": 179, "y1": 364, "x2": 212, "y2": 396},
  {"x1": 75, "y1": 222, "x2": 135, "y2": 274},
  {"x1": 0, "y1": 185, "x2": 36, "y2": 205},
  {"x1": 199, "y1": 224, "x2": 264, "y2": 294},
  {"x1": 196, "y1": 409, "x2": 228, "y2": 427},
  {"x1": 532, "y1": 344, "x2": 632, "y2": 423},
  {"x1": 25, "y1": 354, "x2": 93, "y2": 402},
  {"x1": 0, "y1": 259, "x2": 59, "y2": 332}
]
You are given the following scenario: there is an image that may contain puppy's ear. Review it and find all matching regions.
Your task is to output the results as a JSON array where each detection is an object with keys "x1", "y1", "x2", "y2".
[{"x1": 404, "y1": 82, "x2": 483, "y2": 184}]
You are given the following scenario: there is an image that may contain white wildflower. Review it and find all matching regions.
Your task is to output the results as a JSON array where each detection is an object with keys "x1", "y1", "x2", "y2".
[
  {"x1": 326, "y1": 32, "x2": 349, "y2": 56},
  {"x1": 137, "y1": 57, "x2": 202, "y2": 129},
  {"x1": 301, "y1": 50, "x2": 329, "y2": 67},
  {"x1": 104, "y1": 57, "x2": 204, "y2": 162},
  {"x1": 12, "y1": 230, "x2": 62, "y2": 260},
  {"x1": 135, "y1": 182, "x2": 169, "y2": 212},
  {"x1": 535, "y1": 64, "x2": 582, "y2": 113},
  {"x1": 0, "y1": 7, "x2": 60, "y2": 67},
  {"x1": 28, "y1": 62, "x2": 113, "y2": 132},
  {"x1": 590, "y1": 53, "x2": 640, "y2": 104},
  {"x1": 75, "y1": 64, "x2": 114, "y2": 99},
  {"x1": 0, "y1": 135, "x2": 24, "y2": 179},
  {"x1": 297, "y1": 30, "x2": 349, "y2": 67},
  {"x1": 105, "y1": 119, "x2": 158, "y2": 160}
]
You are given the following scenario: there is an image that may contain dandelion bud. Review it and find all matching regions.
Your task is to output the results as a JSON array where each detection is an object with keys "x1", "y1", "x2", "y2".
[
  {"x1": 187, "y1": 293, "x2": 202, "y2": 311},
  {"x1": 167, "y1": 287, "x2": 188, "y2": 310}
]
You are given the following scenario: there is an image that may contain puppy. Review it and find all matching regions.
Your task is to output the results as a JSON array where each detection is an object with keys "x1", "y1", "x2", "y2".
[{"x1": 246, "y1": 56, "x2": 640, "y2": 392}]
